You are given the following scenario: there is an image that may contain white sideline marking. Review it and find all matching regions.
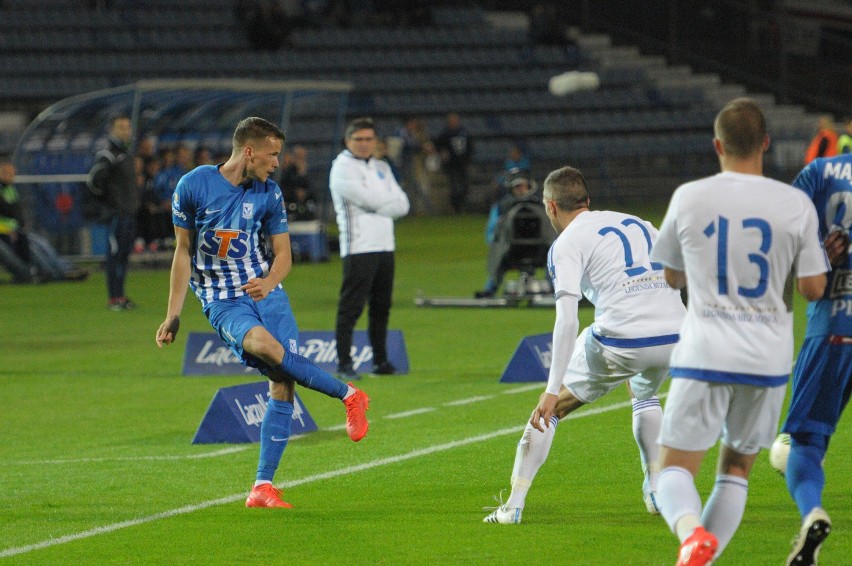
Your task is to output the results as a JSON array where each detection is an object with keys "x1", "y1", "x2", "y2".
[
  {"x1": 384, "y1": 407, "x2": 436, "y2": 419},
  {"x1": 8, "y1": 447, "x2": 251, "y2": 466},
  {"x1": 443, "y1": 395, "x2": 493, "y2": 406},
  {"x1": 502, "y1": 384, "x2": 543, "y2": 395},
  {"x1": 0, "y1": 397, "x2": 636, "y2": 558}
]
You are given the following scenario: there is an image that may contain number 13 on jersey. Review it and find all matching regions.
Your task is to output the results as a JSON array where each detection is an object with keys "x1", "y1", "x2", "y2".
[{"x1": 704, "y1": 215, "x2": 772, "y2": 298}]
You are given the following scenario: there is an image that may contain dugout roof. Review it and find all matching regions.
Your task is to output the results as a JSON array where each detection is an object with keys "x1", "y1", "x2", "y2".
[{"x1": 13, "y1": 78, "x2": 353, "y2": 178}]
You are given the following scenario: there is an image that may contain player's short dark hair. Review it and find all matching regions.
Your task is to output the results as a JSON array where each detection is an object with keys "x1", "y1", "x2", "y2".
[
  {"x1": 345, "y1": 117, "x2": 375, "y2": 139},
  {"x1": 233, "y1": 117, "x2": 285, "y2": 149},
  {"x1": 543, "y1": 166, "x2": 589, "y2": 211},
  {"x1": 714, "y1": 97, "x2": 766, "y2": 158}
]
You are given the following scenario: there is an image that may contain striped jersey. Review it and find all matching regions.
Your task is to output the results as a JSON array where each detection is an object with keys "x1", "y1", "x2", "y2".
[{"x1": 172, "y1": 164, "x2": 289, "y2": 308}]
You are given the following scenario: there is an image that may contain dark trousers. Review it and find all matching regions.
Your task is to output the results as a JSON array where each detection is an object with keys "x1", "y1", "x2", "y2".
[
  {"x1": 335, "y1": 251, "x2": 395, "y2": 368},
  {"x1": 447, "y1": 165, "x2": 468, "y2": 213},
  {"x1": 105, "y1": 214, "x2": 137, "y2": 300}
]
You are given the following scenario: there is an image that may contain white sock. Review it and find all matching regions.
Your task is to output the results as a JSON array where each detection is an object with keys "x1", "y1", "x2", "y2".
[
  {"x1": 343, "y1": 386, "x2": 355, "y2": 399},
  {"x1": 253, "y1": 479, "x2": 272, "y2": 487},
  {"x1": 701, "y1": 474, "x2": 748, "y2": 557},
  {"x1": 506, "y1": 417, "x2": 558, "y2": 509},
  {"x1": 632, "y1": 396, "x2": 662, "y2": 488},
  {"x1": 657, "y1": 466, "x2": 703, "y2": 542}
]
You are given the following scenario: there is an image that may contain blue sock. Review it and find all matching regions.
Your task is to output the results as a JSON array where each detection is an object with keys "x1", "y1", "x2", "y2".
[
  {"x1": 280, "y1": 352, "x2": 348, "y2": 399},
  {"x1": 787, "y1": 434, "x2": 828, "y2": 518},
  {"x1": 256, "y1": 399, "x2": 293, "y2": 482}
]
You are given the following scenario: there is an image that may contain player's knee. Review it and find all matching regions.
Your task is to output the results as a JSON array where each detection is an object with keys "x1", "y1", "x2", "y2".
[{"x1": 242, "y1": 331, "x2": 280, "y2": 365}]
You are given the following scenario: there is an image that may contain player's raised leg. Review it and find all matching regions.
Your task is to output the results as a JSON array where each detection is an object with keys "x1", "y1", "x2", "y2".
[{"x1": 244, "y1": 325, "x2": 370, "y2": 441}]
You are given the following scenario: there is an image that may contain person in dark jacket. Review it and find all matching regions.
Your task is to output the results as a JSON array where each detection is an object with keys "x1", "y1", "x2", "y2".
[
  {"x1": 434, "y1": 112, "x2": 473, "y2": 213},
  {"x1": 87, "y1": 115, "x2": 140, "y2": 310}
]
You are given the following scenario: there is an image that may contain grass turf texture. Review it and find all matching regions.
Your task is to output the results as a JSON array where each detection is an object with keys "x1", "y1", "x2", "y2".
[{"x1": 1, "y1": 212, "x2": 849, "y2": 565}]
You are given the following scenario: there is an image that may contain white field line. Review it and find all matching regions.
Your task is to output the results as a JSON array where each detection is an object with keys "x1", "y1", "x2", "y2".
[
  {"x1": 443, "y1": 395, "x2": 493, "y2": 406},
  {"x1": 0, "y1": 396, "x2": 643, "y2": 559},
  {"x1": 7, "y1": 386, "x2": 547, "y2": 466},
  {"x1": 7, "y1": 447, "x2": 252, "y2": 466},
  {"x1": 384, "y1": 407, "x2": 436, "y2": 419}
]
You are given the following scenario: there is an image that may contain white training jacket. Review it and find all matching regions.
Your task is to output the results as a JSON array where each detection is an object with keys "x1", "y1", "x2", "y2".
[{"x1": 329, "y1": 150, "x2": 410, "y2": 257}]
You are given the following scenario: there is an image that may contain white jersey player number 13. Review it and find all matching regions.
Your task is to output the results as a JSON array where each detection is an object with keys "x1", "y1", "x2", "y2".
[{"x1": 703, "y1": 215, "x2": 772, "y2": 298}]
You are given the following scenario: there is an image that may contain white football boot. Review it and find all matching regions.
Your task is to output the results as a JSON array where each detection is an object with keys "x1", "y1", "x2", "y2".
[
  {"x1": 643, "y1": 467, "x2": 661, "y2": 514},
  {"x1": 483, "y1": 505, "x2": 523, "y2": 524}
]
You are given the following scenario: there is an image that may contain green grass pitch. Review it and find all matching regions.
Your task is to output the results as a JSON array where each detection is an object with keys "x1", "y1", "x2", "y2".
[{"x1": 1, "y1": 212, "x2": 849, "y2": 565}]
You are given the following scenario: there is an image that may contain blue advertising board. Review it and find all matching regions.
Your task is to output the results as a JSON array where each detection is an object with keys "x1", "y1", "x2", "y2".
[
  {"x1": 182, "y1": 330, "x2": 409, "y2": 376},
  {"x1": 192, "y1": 381, "x2": 318, "y2": 444},
  {"x1": 499, "y1": 333, "x2": 552, "y2": 383}
]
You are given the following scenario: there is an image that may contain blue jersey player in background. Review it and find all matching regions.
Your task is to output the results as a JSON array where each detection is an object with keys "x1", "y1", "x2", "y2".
[
  {"x1": 780, "y1": 152, "x2": 852, "y2": 565},
  {"x1": 156, "y1": 117, "x2": 370, "y2": 509}
]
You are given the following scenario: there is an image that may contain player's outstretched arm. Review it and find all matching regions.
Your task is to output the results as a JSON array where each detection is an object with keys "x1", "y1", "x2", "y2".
[{"x1": 156, "y1": 226, "x2": 193, "y2": 347}]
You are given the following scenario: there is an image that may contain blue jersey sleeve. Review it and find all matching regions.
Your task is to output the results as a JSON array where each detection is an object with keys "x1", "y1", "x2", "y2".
[
  {"x1": 172, "y1": 175, "x2": 195, "y2": 230},
  {"x1": 263, "y1": 183, "x2": 288, "y2": 236}
]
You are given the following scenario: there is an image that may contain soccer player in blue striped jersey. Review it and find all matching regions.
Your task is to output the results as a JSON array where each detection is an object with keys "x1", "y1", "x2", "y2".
[
  {"x1": 156, "y1": 117, "x2": 369, "y2": 509},
  {"x1": 779, "y1": 152, "x2": 852, "y2": 565}
]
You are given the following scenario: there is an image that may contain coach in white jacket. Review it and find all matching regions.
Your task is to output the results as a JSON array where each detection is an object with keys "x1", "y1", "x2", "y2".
[{"x1": 329, "y1": 117, "x2": 410, "y2": 379}]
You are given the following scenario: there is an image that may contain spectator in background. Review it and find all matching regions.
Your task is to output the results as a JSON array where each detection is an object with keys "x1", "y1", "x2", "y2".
[
  {"x1": 329, "y1": 117, "x2": 410, "y2": 380},
  {"x1": 235, "y1": 0, "x2": 291, "y2": 49},
  {"x1": 529, "y1": 2, "x2": 566, "y2": 46},
  {"x1": 155, "y1": 143, "x2": 192, "y2": 203},
  {"x1": 504, "y1": 140, "x2": 532, "y2": 174},
  {"x1": 87, "y1": 115, "x2": 140, "y2": 310},
  {"x1": 374, "y1": 137, "x2": 402, "y2": 183},
  {"x1": 137, "y1": 153, "x2": 171, "y2": 251},
  {"x1": 394, "y1": 115, "x2": 434, "y2": 214},
  {"x1": 837, "y1": 117, "x2": 852, "y2": 154},
  {"x1": 193, "y1": 145, "x2": 213, "y2": 167},
  {"x1": 434, "y1": 112, "x2": 473, "y2": 213},
  {"x1": 804, "y1": 115, "x2": 838, "y2": 164},
  {"x1": 137, "y1": 136, "x2": 156, "y2": 165},
  {"x1": 280, "y1": 145, "x2": 317, "y2": 222},
  {"x1": 0, "y1": 161, "x2": 88, "y2": 283}
]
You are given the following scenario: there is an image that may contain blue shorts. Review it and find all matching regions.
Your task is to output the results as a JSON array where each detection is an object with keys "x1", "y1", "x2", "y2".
[
  {"x1": 203, "y1": 287, "x2": 299, "y2": 369},
  {"x1": 782, "y1": 336, "x2": 852, "y2": 437}
]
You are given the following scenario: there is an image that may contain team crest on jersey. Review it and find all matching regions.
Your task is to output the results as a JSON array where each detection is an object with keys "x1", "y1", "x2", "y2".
[
  {"x1": 242, "y1": 203, "x2": 254, "y2": 219},
  {"x1": 289, "y1": 339, "x2": 297, "y2": 353}
]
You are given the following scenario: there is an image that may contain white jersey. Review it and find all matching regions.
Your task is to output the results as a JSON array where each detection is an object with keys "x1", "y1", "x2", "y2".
[
  {"x1": 550, "y1": 210, "x2": 686, "y2": 341},
  {"x1": 328, "y1": 150, "x2": 410, "y2": 257},
  {"x1": 651, "y1": 171, "x2": 828, "y2": 386}
]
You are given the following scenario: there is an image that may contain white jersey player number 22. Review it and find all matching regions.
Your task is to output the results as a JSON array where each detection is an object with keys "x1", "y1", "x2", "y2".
[{"x1": 598, "y1": 218, "x2": 662, "y2": 276}]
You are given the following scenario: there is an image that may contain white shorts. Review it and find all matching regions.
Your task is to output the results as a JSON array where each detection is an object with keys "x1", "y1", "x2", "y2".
[
  {"x1": 563, "y1": 327, "x2": 675, "y2": 403},
  {"x1": 660, "y1": 378, "x2": 786, "y2": 455}
]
